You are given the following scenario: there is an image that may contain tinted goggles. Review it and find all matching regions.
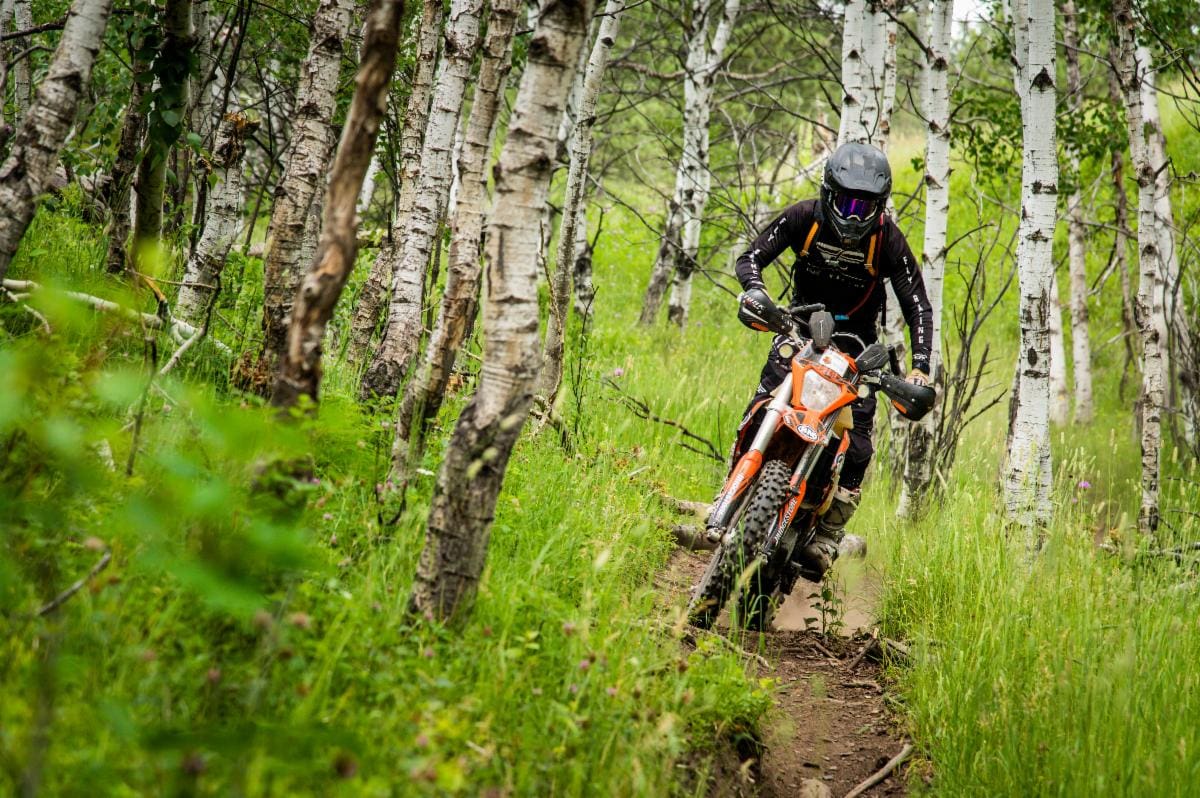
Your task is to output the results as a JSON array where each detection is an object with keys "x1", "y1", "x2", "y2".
[{"x1": 832, "y1": 192, "x2": 879, "y2": 220}]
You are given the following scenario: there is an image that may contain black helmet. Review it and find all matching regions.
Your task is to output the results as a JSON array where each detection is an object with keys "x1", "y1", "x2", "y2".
[{"x1": 820, "y1": 142, "x2": 892, "y2": 243}]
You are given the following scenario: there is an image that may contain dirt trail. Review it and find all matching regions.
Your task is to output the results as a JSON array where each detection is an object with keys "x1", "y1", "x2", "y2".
[{"x1": 662, "y1": 550, "x2": 910, "y2": 797}]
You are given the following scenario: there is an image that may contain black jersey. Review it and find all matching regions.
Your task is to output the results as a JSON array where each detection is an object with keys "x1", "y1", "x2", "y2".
[{"x1": 734, "y1": 199, "x2": 933, "y2": 373}]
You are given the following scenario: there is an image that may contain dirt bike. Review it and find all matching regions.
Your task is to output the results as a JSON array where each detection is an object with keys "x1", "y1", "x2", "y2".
[{"x1": 687, "y1": 289, "x2": 936, "y2": 631}]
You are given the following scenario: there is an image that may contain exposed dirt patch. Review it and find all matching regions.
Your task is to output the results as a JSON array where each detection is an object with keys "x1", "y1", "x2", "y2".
[{"x1": 665, "y1": 550, "x2": 910, "y2": 797}]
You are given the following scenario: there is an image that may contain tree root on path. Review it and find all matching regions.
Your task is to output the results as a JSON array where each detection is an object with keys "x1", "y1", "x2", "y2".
[
  {"x1": 848, "y1": 633, "x2": 911, "y2": 670},
  {"x1": 670, "y1": 523, "x2": 717, "y2": 551},
  {"x1": 842, "y1": 741, "x2": 913, "y2": 798}
]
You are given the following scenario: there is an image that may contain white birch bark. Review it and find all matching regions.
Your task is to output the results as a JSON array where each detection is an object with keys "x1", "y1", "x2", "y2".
[
  {"x1": 358, "y1": 154, "x2": 381, "y2": 216},
  {"x1": 1002, "y1": 0, "x2": 1055, "y2": 531},
  {"x1": 257, "y1": 0, "x2": 356, "y2": 376},
  {"x1": 189, "y1": 0, "x2": 218, "y2": 144},
  {"x1": 540, "y1": 0, "x2": 624, "y2": 405},
  {"x1": 837, "y1": 0, "x2": 867, "y2": 146},
  {"x1": 1115, "y1": 2, "x2": 1166, "y2": 535},
  {"x1": 410, "y1": 0, "x2": 594, "y2": 621},
  {"x1": 1138, "y1": 45, "x2": 1198, "y2": 450},
  {"x1": 11, "y1": 0, "x2": 31, "y2": 116},
  {"x1": 0, "y1": 0, "x2": 114, "y2": 281},
  {"x1": 347, "y1": 0, "x2": 444, "y2": 365},
  {"x1": 1062, "y1": 0, "x2": 1092, "y2": 423},
  {"x1": 1048, "y1": 270, "x2": 1069, "y2": 425},
  {"x1": 571, "y1": 201, "x2": 595, "y2": 320},
  {"x1": 176, "y1": 113, "x2": 255, "y2": 324},
  {"x1": 839, "y1": 0, "x2": 904, "y2": 465},
  {"x1": 642, "y1": 0, "x2": 738, "y2": 328},
  {"x1": 897, "y1": 0, "x2": 951, "y2": 519},
  {"x1": 446, "y1": 118, "x2": 464, "y2": 219},
  {"x1": 389, "y1": 0, "x2": 522, "y2": 485},
  {"x1": 360, "y1": 0, "x2": 484, "y2": 399}
]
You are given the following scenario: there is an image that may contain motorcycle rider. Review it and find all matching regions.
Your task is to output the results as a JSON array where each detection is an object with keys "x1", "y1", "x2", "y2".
[{"x1": 723, "y1": 141, "x2": 933, "y2": 578}]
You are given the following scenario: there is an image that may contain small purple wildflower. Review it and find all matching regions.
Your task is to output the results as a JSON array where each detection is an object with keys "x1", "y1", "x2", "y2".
[
  {"x1": 1077, "y1": 480, "x2": 1092, "y2": 489},
  {"x1": 612, "y1": 367, "x2": 625, "y2": 378},
  {"x1": 579, "y1": 659, "x2": 591, "y2": 671}
]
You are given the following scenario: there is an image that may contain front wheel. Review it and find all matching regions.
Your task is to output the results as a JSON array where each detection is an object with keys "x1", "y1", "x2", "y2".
[{"x1": 687, "y1": 460, "x2": 792, "y2": 630}]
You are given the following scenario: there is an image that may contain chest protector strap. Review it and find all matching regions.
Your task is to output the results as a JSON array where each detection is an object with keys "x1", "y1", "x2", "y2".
[{"x1": 801, "y1": 218, "x2": 884, "y2": 320}]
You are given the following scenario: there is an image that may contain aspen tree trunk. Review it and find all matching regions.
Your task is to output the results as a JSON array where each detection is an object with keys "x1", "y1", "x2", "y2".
[
  {"x1": 103, "y1": 71, "x2": 148, "y2": 274},
  {"x1": 253, "y1": 0, "x2": 355, "y2": 386},
  {"x1": 409, "y1": 0, "x2": 595, "y2": 621},
  {"x1": 571, "y1": 202, "x2": 596, "y2": 321},
  {"x1": 0, "y1": 0, "x2": 8, "y2": 128},
  {"x1": 358, "y1": 154, "x2": 380, "y2": 215},
  {"x1": 1114, "y1": 1, "x2": 1165, "y2": 535},
  {"x1": 664, "y1": 0, "x2": 739, "y2": 328},
  {"x1": 189, "y1": 0, "x2": 217, "y2": 144},
  {"x1": 11, "y1": 0, "x2": 30, "y2": 116},
  {"x1": 1048, "y1": 270, "x2": 1069, "y2": 425},
  {"x1": 837, "y1": 0, "x2": 867, "y2": 146},
  {"x1": 390, "y1": 0, "x2": 521, "y2": 487},
  {"x1": 639, "y1": 0, "x2": 739, "y2": 327},
  {"x1": 272, "y1": 0, "x2": 405, "y2": 409},
  {"x1": 132, "y1": 0, "x2": 194, "y2": 261},
  {"x1": 897, "y1": 0, "x2": 951, "y2": 519},
  {"x1": 840, "y1": 0, "x2": 903, "y2": 467},
  {"x1": 1002, "y1": 0, "x2": 1055, "y2": 531},
  {"x1": 360, "y1": 0, "x2": 485, "y2": 399},
  {"x1": 296, "y1": 149, "x2": 330, "y2": 280},
  {"x1": 1138, "y1": 46, "x2": 1198, "y2": 450},
  {"x1": 0, "y1": 0, "x2": 114, "y2": 281},
  {"x1": 540, "y1": 0, "x2": 624, "y2": 405},
  {"x1": 1062, "y1": 0, "x2": 1092, "y2": 422},
  {"x1": 638, "y1": 199, "x2": 683, "y2": 325},
  {"x1": 531, "y1": 28, "x2": 591, "y2": 278},
  {"x1": 176, "y1": 113, "x2": 256, "y2": 323},
  {"x1": 1106, "y1": 62, "x2": 1137, "y2": 393},
  {"x1": 347, "y1": 0, "x2": 443, "y2": 366}
]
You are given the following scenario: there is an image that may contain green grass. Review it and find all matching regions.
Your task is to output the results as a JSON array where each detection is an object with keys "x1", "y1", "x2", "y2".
[
  {"x1": 0, "y1": 192, "x2": 773, "y2": 794},
  {"x1": 3, "y1": 94, "x2": 1198, "y2": 796}
]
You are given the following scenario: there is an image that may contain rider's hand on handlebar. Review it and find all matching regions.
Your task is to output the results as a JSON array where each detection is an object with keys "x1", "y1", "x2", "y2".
[{"x1": 906, "y1": 368, "x2": 930, "y2": 388}]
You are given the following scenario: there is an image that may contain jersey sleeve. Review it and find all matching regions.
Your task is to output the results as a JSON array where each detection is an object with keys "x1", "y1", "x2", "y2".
[
  {"x1": 734, "y1": 203, "x2": 810, "y2": 291},
  {"x1": 881, "y1": 224, "x2": 934, "y2": 373}
]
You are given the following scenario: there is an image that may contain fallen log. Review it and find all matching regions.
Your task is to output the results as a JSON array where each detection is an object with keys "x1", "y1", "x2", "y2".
[{"x1": 3, "y1": 279, "x2": 231, "y2": 354}]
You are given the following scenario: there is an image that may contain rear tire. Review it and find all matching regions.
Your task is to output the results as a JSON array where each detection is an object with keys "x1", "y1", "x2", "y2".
[{"x1": 687, "y1": 460, "x2": 791, "y2": 630}]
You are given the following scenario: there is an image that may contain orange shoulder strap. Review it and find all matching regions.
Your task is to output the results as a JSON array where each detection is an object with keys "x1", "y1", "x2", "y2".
[
  {"x1": 865, "y1": 228, "x2": 883, "y2": 277},
  {"x1": 799, "y1": 221, "x2": 820, "y2": 257}
]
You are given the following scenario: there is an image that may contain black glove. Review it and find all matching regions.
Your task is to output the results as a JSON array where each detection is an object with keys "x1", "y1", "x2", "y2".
[{"x1": 737, "y1": 288, "x2": 791, "y2": 335}]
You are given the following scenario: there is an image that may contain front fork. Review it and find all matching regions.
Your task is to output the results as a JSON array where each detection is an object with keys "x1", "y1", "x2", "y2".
[
  {"x1": 706, "y1": 374, "x2": 795, "y2": 536},
  {"x1": 768, "y1": 420, "x2": 851, "y2": 553}
]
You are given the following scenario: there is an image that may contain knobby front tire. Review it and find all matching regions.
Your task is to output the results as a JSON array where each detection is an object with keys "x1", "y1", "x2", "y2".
[{"x1": 687, "y1": 459, "x2": 792, "y2": 630}]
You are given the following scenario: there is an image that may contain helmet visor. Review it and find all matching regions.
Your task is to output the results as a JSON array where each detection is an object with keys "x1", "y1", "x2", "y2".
[{"x1": 832, "y1": 192, "x2": 879, "y2": 221}]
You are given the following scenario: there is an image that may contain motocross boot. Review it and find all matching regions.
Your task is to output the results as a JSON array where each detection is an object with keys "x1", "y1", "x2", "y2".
[{"x1": 797, "y1": 486, "x2": 861, "y2": 580}]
